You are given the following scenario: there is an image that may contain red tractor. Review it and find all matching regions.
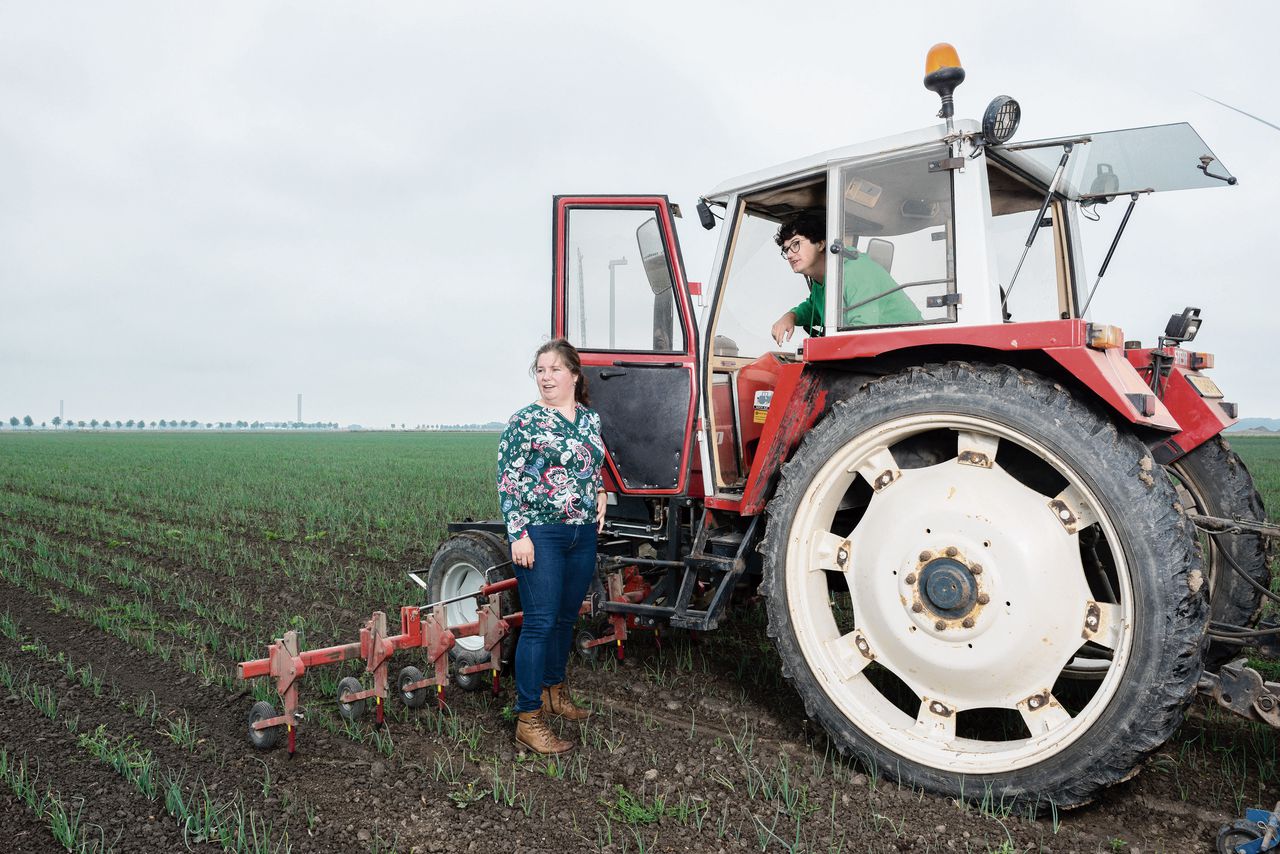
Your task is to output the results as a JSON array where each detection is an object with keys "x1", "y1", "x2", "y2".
[{"x1": 428, "y1": 46, "x2": 1271, "y2": 807}]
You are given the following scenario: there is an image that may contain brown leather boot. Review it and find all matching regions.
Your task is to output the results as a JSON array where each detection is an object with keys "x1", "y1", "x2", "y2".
[
  {"x1": 542, "y1": 683, "x2": 592, "y2": 722},
  {"x1": 515, "y1": 709, "x2": 573, "y2": 755}
]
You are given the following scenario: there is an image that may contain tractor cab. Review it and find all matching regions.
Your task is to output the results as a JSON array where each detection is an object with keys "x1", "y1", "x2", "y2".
[
  {"x1": 549, "y1": 46, "x2": 1236, "y2": 511},
  {"x1": 696, "y1": 118, "x2": 1235, "y2": 494}
]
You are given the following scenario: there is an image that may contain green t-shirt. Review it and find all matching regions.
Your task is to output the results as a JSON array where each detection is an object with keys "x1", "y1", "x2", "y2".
[{"x1": 790, "y1": 254, "x2": 922, "y2": 335}]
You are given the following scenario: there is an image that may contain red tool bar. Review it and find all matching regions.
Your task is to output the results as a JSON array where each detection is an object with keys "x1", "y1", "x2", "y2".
[
  {"x1": 238, "y1": 578, "x2": 523, "y2": 680},
  {"x1": 480, "y1": 577, "x2": 518, "y2": 596},
  {"x1": 237, "y1": 640, "x2": 362, "y2": 680}
]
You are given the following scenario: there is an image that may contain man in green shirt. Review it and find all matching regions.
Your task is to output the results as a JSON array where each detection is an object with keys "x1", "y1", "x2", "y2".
[{"x1": 770, "y1": 211, "x2": 922, "y2": 345}]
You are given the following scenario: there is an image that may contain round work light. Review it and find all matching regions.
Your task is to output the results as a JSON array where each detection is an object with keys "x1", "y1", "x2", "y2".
[{"x1": 982, "y1": 96, "x2": 1021, "y2": 145}]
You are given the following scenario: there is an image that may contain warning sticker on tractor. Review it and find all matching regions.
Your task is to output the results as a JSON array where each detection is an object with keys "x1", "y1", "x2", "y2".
[{"x1": 754, "y1": 390, "x2": 773, "y2": 424}]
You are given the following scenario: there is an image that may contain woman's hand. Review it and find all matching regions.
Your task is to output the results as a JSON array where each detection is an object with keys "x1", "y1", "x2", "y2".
[
  {"x1": 511, "y1": 535, "x2": 534, "y2": 569},
  {"x1": 596, "y1": 491, "x2": 608, "y2": 533}
]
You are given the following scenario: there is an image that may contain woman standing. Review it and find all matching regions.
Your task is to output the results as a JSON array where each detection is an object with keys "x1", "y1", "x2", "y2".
[{"x1": 496, "y1": 338, "x2": 607, "y2": 754}]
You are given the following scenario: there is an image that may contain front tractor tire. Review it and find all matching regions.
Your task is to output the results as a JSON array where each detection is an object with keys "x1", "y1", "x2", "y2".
[
  {"x1": 1168, "y1": 435, "x2": 1271, "y2": 668},
  {"x1": 761, "y1": 363, "x2": 1207, "y2": 809}
]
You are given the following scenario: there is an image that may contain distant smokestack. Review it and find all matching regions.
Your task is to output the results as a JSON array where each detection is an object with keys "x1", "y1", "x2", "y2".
[{"x1": 297, "y1": 393, "x2": 302, "y2": 424}]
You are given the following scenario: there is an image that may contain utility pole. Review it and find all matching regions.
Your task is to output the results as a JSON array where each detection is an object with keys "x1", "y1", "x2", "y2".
[
  {"x1": 608, "y1": 257, "x2": 628, "y2": 348},
  {"x1": 297, "y1": 394, "x2": 302, "y2": 425}
]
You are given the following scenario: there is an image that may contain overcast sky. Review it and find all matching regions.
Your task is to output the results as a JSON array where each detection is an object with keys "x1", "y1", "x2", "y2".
[{"x1": 2, "y1": 2, "x2": 1276, "y2": 427}]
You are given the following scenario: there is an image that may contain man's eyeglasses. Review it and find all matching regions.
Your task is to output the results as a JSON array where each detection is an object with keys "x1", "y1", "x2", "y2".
[{"x1": 780, "y1": 238, "x2": 805, "y2": 258}]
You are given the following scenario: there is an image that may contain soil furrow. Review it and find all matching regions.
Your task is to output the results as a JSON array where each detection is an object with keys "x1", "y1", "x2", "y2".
[{"x1": 0, "y1": 685, "x2": 223, "y2": 853}]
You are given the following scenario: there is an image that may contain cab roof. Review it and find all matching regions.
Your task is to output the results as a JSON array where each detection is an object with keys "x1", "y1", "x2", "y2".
[{"x1": 702, "y1": 121, "x2": 971, "y2": 205}]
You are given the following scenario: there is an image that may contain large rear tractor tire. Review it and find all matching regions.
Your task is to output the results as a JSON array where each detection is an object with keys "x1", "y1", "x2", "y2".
[
  {"x1": 1168, "y1": 435, "x2": 1271, "y2": 668},
  {"x1": 425, "y1": 530, "x2": 518, "y2": 691},
  {"x1": 760, "y1": 363, "x2": 1207, "y2": 809}
]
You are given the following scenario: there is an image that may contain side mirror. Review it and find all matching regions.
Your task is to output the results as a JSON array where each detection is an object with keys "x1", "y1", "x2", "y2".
[
  {"x1": 636, "y1": 218, "x2": 674, "y2": 296},
  {"x1": 636, "y1": 216, "x2": 676, "y2": 351},
  {"x1": 696, "y1": 199, "x2": 717, "y2": 231}
]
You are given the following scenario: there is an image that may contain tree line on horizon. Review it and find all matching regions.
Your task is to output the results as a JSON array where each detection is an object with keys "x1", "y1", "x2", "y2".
[{"x1": 5, "y1": 416, "x2": 341, "y2": 430}]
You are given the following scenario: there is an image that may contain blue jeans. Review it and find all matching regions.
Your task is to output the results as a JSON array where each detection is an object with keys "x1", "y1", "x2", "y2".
[{"x1": 513, "y1": 524, "x2": 597, "y2": 713}]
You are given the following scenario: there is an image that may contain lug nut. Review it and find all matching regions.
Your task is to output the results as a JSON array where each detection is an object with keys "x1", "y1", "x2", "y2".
[
  {"x1": 945, "y1": 546, "x2": 958, "y2": 557},
  {"x1": 919, "y1": 551, "x2": 932, "y2": 562},
  {"x1": 977, "y1": 594, "x2": 991, "y2": 605},
  {"x1": 970, "y1": 563, "x2": 983, "y2": 575},
  {"x1": 905, "y1": 573, "x2": 917, "y2": 585},
  {"x1": 962, "y1": 617, "x2": 974, "y2": 628},
  {"x1": 912, "y1": 602, "x2": 924, "y2": 613},
  {"x1": 934, "y1": 620, "x2": 946, "y2": 631}
]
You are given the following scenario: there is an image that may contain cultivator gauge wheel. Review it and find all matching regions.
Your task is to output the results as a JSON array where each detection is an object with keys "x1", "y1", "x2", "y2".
[
  {"x1": 397, "y1": 665, "x2": 429, "y2": 709},
  {"x1": 336, "y1": 676, "x2": 366, "y2": 721},
  {"x1": 453, "y1": 666, "x2": 483, "y2": 692},
  {"x1": 248, "y1": 701, "x2": 283, "y2": 750},
  {"x1": 574, "y1": 628, "x2": 599, "y2": 663},
  {"x1": 761, "y1": 363, "x2": 1206, "y2": 809}
]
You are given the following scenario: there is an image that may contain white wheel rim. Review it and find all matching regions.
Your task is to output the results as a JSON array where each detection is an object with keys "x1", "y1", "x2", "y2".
[
  {"x1": 784, "y1": 414, "x2": 1134, "y2": 774},
  {"x1": 442, "y1": 559, "x2": 485, "y2": 652}
]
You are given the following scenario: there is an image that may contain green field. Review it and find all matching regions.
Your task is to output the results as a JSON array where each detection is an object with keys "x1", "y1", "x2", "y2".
[
  {"x1": 0, "y1": 432, "x2": 501, "y2": 656},
  {"x1": 1232, "y1": 435, "x2": 1280, "y2": 521},
  {"x1": 0, "y1": 430, "x2": 1277, "y2": 852},
  {"x1": 2, "y1": 428, "x2": 1274, "y2": 659}
]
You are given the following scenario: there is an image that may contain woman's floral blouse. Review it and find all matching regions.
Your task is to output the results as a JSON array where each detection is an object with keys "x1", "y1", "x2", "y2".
[{"x1": 497, "y1": 402, "x2": 606, "y2": 542}]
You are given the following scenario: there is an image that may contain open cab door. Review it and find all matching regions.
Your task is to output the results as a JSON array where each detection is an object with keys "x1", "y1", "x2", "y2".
[{"x1": 552, "y1": 196, "x2": 700, "y2": 495}]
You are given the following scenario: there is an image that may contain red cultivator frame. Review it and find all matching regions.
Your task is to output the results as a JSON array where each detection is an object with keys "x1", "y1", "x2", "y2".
[{"x1": 235, "y1": 568, "x2": 636, "y2": 753}]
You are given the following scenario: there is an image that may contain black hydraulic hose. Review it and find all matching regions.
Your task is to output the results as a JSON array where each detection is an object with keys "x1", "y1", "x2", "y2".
[
  {"x1": 1189, "y1": 524, "x2": 1280, "y2": 642},
  {"x1": 1194, "y1": 524, "x2": 1280, "y2": 606},
  {"x1": 1207, "y1": 622, "x2": 1280, "y2": 639}
]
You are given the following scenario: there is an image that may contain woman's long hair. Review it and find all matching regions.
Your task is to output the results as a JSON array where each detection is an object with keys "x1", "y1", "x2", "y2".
[{"x1": 531, "y1": 338, "x2": 590, "y2": 406}]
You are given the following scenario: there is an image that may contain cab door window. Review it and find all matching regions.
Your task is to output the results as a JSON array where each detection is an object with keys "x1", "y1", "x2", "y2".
[{"x1": 565, "y1": 207, "x2": 685, "y2": 353}]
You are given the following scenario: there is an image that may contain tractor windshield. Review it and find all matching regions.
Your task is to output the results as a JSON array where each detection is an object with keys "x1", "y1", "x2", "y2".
[
  {"x1": 992, "y1": 123, "x2": 1235, "y2": 201},
  {"x1": 985, "y1": 123, "x2": 1234, "y2": 321}
]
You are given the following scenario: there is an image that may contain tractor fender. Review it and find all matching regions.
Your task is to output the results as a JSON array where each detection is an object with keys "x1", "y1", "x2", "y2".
[
  {"x1": 735, "y1": 363, "x2": 827, "y2": 515},
  {"x1": 1040, "y1": 345, "x2": 1179, "y2": 431},
  {"x1": 1137, "y1": 363, "x2": 1237, "y2": 465},
  {"x1": 736, "y1": 325, "x2": 1184, "y2": 515}
]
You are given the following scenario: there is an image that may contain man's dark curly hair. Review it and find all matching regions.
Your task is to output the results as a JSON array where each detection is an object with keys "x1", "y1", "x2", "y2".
[{"x1": 775, "y1": 210, "x2": 825, "y2": 247}]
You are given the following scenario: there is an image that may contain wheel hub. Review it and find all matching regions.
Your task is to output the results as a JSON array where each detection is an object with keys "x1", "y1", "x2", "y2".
[{"x1": 919, "y1": 557, "x2": 976, "y2": 617}]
